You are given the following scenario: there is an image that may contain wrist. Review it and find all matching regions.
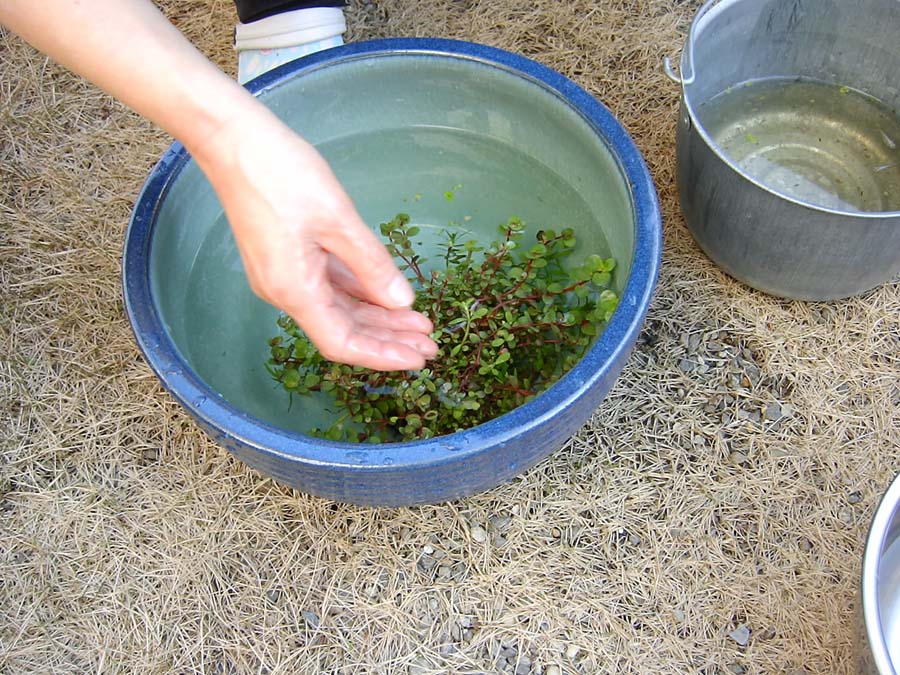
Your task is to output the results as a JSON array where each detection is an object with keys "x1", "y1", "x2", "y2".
[{"x1": 181, "y1": 82, "x2": 276, "y2": 181}]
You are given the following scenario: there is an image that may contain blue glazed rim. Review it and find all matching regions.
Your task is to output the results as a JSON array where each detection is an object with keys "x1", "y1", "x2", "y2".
[{"x1": 124, "y1": 37, "x2": 662, "y2": 472}]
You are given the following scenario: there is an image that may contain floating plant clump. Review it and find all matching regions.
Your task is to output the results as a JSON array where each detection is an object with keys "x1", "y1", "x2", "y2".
[{"x1": 267, "y1": 214, "x2": 618, "y2": 442}]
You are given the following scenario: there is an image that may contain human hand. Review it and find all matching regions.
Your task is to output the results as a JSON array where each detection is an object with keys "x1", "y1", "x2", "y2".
[
  {"x1": 0, "y1": 2, "x2": 437, "y2": 370},
  {"x1": 195, "y1": 105, "x2": 438, "y2": 371}
]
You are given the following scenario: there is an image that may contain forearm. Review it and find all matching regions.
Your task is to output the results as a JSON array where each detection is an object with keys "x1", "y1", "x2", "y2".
[{"x1": 0, "y1": 0, "x2": 266, "y2": 165}]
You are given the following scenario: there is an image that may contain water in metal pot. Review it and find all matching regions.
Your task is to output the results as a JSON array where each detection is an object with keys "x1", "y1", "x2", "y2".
[{"x1": 700, "y1": 77, "x2": 900, "y2": 213}]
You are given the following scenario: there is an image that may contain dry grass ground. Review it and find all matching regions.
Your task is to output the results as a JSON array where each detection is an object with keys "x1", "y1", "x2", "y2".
[{"x1": 2, "y1": 1, "x2": 898, "y2": 673}]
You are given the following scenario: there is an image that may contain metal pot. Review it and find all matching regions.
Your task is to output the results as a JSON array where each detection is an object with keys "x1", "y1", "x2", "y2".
[
  {"x1": 858, "y1": 472, "x2": 900, "y2": 674},
  {"x1": 666, "y1": 0, "x2": 900, "y2": 300}
]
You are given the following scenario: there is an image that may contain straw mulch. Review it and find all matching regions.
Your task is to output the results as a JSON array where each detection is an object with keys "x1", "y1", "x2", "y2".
[{"x1": 2, "y1": 1, "x2": 898, "y2": 673}]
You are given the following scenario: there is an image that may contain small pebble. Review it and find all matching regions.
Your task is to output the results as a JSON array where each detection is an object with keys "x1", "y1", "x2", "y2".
[
  {"x1": 490, "y1": 515, "x2": 512, "y2": 531},
  {"x1": 729, "y1": 624, "x2": 750, "y2": 646},
  {"x1": 727, "y1": 664, "x2": 746, "y2": 675},
  {"x1": 839, "y1": 506, "x2": 855, "y2": 526},
  {"x1": 302, "y1": 611, "x2": 320, "y2": 629},
  {"x1": 565, "y1": 644, "x2": 581, "y2": 660},
  {"x1": 673, "y1": 608, "x2": 686, "y2": 622},
  {"x1": 729, "y1": 451, "x2": 749, "y2": 466},
  {"x1": 545, "y1": 666, "x2": 562, "y2": 675},
  {"x1": 265, "y1": 589, "x2": 281, "y2": 605},
  {"x1": 423, "y1": 544, "x2": 434, "y2": 555},
  {"x1": 848, "y1": 491, "x2": 862, "y2": 504},
  {"x1": 470, "y1": 525, "x2": 488, "y2": 543},
  {"x1": 764, "y1": 402, "x2": 782, "y2": 421},
  {"x1": 737, "y1": 409, "x2": 760, "y2": 424},
  {"x1": 679, "y1": 358, "x2": 695, "y2": 373}
]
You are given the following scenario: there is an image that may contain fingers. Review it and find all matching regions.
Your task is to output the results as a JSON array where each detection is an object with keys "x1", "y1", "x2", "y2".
[
  {"x1": 329, "y1": 271, "x2": 435, "y2": 335},
  {"x1": 317, "y1": 208, "x2": 417, "y2": 310},
  {"x1": 302, "y1": 310, "x2": 432, "y2": 372},
  {"x1": 280, "y1": 279, "x2": 437, "y2": 372},
  {"x1": 326, "y1": 255, "x2": 368, "y2": 300},
  {"x1": 332, "y1": 294, "x2": 437, "y2": 353}
]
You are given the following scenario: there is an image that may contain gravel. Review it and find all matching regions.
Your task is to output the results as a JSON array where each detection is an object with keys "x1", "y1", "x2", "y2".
[
  {"x1": 302, "y1": 610, "x2": 320, "y2": 629},
  {"x1": 564, "y1": 644, "x2": 581, "y2": 660},
  {"x1": 470, "y1": 525, "x2": 488, "y2": 543},
  {"x1": 729, "y1": 624, "x2": 751, "y2": 646}
]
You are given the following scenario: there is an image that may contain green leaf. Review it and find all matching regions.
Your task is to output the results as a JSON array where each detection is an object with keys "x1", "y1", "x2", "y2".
[
  {"x1": 282, "y1": 368, "x2": 301, "y2": 390},
  {"x1": 592, "y1": 271, "x2": 612, "y2": 287},
  {"x1": 528, "y1": 243, "x2": 548, "y2": 259}
]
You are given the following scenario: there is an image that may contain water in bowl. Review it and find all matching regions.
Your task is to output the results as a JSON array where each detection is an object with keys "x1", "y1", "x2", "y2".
[
  {"x1": 699, "y1": 77, "x2": 900, "y2": 212},
  {"x1": 180, "y1": 126, "x2": 611, "y2": 435}
]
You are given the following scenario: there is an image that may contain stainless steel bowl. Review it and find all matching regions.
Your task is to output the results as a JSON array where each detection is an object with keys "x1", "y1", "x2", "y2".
[
  {"x1": 858, "y1": 472, "x2": 900, "y2": 674},
  {"x1": 666, "y1": 0, "x2": 900, "y2": 300}
]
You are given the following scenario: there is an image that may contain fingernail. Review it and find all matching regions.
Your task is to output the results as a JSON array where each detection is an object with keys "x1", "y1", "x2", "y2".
[{"x1": 388, "y1": 276, "x2": 415, "y2": 307}]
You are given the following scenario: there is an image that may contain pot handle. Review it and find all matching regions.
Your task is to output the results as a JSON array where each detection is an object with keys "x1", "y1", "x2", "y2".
[
  {"x1": 665, "y1": 0, "x2": 713, "y2": 87},
  {"x1": 662, "y1": 56, "x2": 684, "y2": 85}
]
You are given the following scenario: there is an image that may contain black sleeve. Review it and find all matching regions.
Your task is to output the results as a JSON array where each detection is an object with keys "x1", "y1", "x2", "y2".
[{"x1": 234, "y1": 1, "x2": 346, "y2": 23}]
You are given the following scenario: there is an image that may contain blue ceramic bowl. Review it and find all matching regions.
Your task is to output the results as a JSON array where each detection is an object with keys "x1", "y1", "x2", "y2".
[{"x1": 124, "y1": 38, "x2": 661, "y2": 506}]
